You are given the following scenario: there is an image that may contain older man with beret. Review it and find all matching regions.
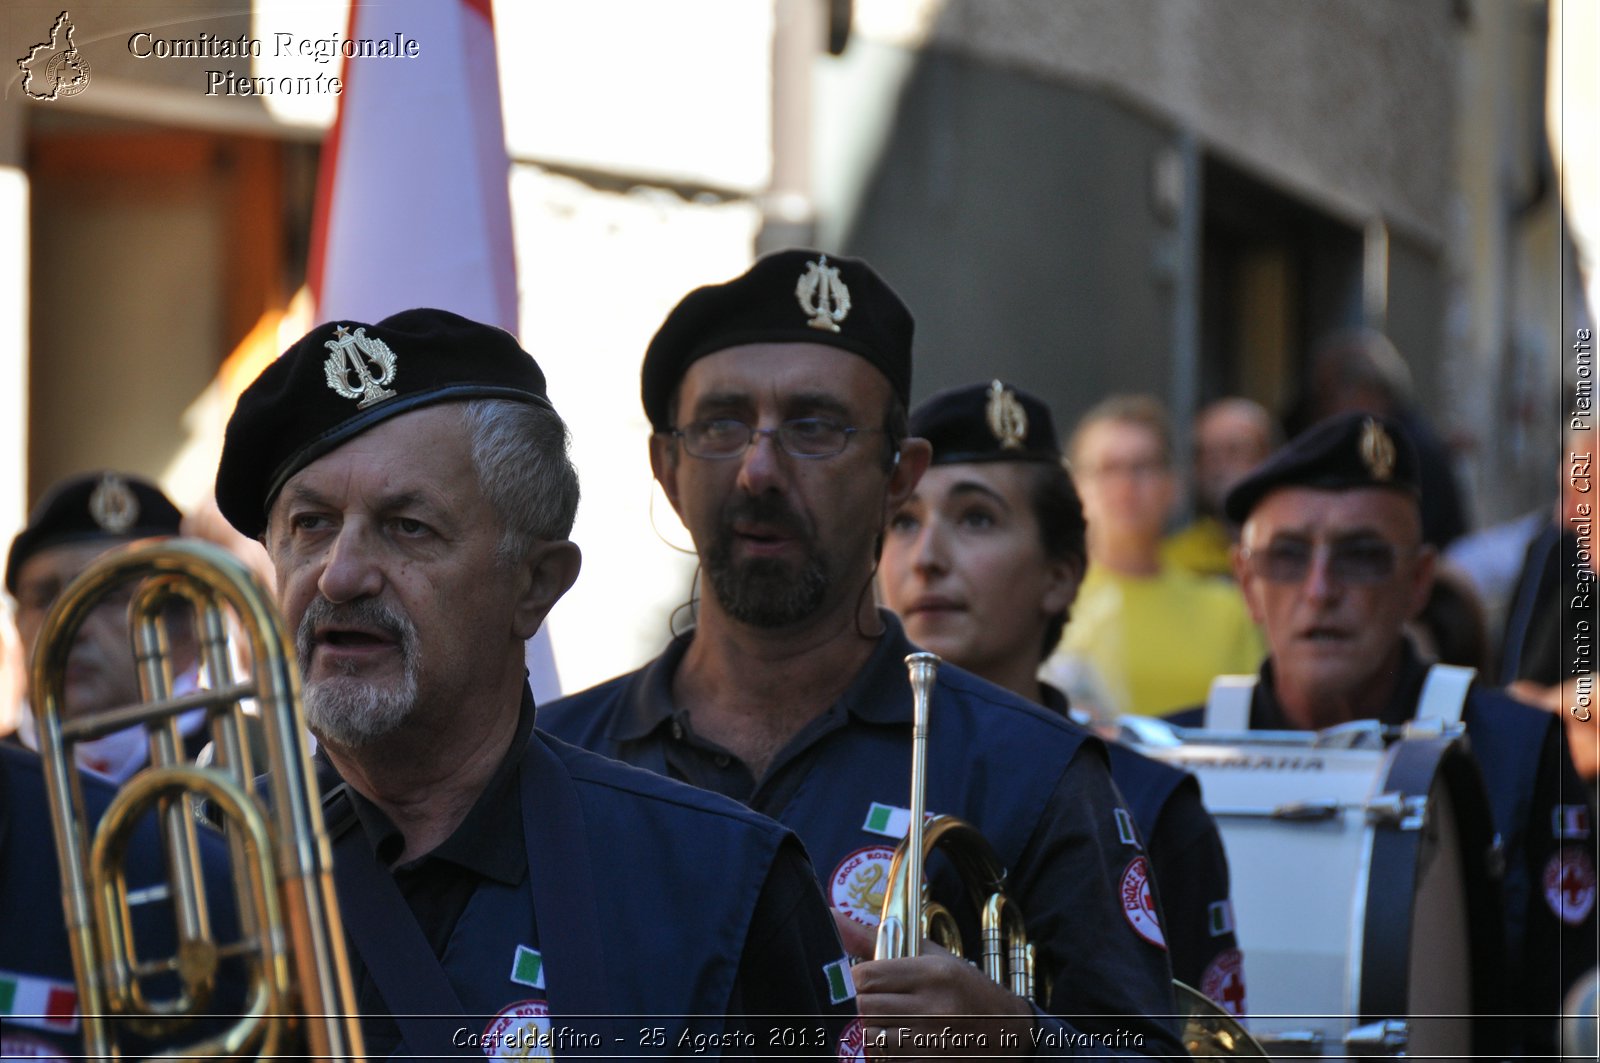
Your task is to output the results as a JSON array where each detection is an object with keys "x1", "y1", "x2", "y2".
[
  {"x1": 215, "y1": 307, "x2": 856, "y2": 1058},
  {"x1": 543, "y1": 251, "x2": 1185, "y2": 1057},
  {"x1": 5, "y1": 472, "x2": 211, "y2": 780},
  {"x1": 1169, "y1": 411, "x2": 1597, "y2": 1057}
]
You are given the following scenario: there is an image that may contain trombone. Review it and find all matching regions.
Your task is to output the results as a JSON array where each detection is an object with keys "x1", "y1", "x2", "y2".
[{"x1": 29, "y1": 538, "x2": 364, "y2": 1060}]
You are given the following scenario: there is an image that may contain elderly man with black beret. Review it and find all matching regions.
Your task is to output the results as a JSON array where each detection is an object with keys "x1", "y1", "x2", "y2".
[
  {"x1": 215, "y1": 308, "x2": 857, "y2": 1058},
  {"x1": 5, "y1": 472, "x2": 210, "y2": 780},
  {"x1": 1168, "y1": 411, "x2": 1597, "y2": 1057},
  {"x1": 543, "y1": 252, "x2": 1185, "y2": 1057}
]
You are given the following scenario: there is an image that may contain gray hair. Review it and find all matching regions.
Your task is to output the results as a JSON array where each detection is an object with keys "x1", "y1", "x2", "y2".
[{"x1": 461, "y1": 398, "x2": 581, "y2": 565}]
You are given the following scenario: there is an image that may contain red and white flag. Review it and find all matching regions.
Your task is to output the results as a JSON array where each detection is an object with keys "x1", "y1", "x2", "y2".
[{"x1": 310, "y1": 0, "x2": 562, "y2": 700}]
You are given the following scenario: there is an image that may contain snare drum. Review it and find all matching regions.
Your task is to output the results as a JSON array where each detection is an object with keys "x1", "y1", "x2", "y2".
[{"x1": 1131, "y1": 723, "x2": 1508, "y2": 1059}]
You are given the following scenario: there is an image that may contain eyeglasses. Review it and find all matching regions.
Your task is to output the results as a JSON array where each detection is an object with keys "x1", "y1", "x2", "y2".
[
  {"x1": 1240, "y1": 538, "x2": 1413, "y2": 585},
  {"x1": 670, "y1": 417, "x2": 882, "y2": 460}
]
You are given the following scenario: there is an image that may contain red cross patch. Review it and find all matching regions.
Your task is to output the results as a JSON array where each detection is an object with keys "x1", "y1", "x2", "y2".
[
  {"x1": 829, "y1": 846, "x2": 897, "y2": 928},
  {"x1": 1543, "y1": 845, "x2": 1597, "y2": 926},
  {"x1": 1119, "y1": 855, "x2": 1166, "y2": 949},
  {"x1": 1199, "y1": 947, "x2": 1247, "y2": 1017},
  {"x1": 837, "y1": 1017, "x2": 867, "y2": 1060}
]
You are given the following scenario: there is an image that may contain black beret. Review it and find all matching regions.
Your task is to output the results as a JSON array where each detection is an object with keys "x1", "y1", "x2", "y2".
[
  {"x1": 217, "y1": 308, "x2": 553, "y2": 539},
  {"x1": 6, "y1": 472, "x2": 182, "y2": 594},
  {"x1": 640, "y1": 249, "x2": 914, "y2": 432},
  {"x1": 911, "y1": 380, "x2": 1061, "y2": 465},
  {"x1": 1224, "y1": 411, "x2": 1420, "y2": 524}
]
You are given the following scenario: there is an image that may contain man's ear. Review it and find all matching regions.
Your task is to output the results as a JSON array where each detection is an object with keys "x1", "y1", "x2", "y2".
[
  {"x1": 649, "y1": 434, "x2": 684, "y2": 520},
  {"x1": 1405, "y1": 545, "x2": 1438, "y2": 623},
  {"x1": 886, "y1": 437, "x2": 932, "y2": 515},
  {"x1": 512, "y1": 540, "x2": 583, "y2": 639},
  {"x1": 1231, "y1": 540, "x2": 1267, "y2": 626}
]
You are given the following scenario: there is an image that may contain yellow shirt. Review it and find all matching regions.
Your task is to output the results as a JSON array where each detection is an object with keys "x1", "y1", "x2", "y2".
[
  {"x1": 1161, "y1": 516, "x2": 1236, "y2": 580},
  {"x1": 1044, "y1": 562, "x2": 1264, "y2": 718}
]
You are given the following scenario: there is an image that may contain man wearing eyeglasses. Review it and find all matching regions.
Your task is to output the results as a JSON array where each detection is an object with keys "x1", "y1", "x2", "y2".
[
  {"x1": 1167, "y1": 411, "x2": 1596, "y2": 1057},
  {"x1": 544, "y1": 250, "x2": 1186, "y2": 1057}
]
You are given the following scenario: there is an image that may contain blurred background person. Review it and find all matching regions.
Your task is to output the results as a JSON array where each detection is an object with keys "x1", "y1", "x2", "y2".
[
  {"x1": 879, "y1": 379, "x2": 1247, "y2": 1012},
  {"x1": 1503, "y1": 410, "x2": 1598, "y2": 786},
  {"x1": 1444, "y1": 506, "x2": 1551, "y2": 652},
  {"x1": 1163, "y1": 397, "x2": 1277, "y2": 580},
  {"x1": 5, "y1": 472, "x2": 205, "y2": 781},
  {"x1": 1285, "y1": 328, "x2": 1471, "y2": 550},
  {"x1": 1407, "y1": 563, "x2": 1496, "y2": 675},
  {"x1": 2, "y1": 472, "x2": 250, "y2": 1057},
  {"x1": 1043, "y1": 394, "x2": 1263, "y2": 719}
]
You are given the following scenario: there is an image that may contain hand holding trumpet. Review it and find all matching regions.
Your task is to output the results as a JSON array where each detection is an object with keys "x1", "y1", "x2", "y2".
[{"x1": 834, "y1": 908, "x2": 1036, "y2": 1059}]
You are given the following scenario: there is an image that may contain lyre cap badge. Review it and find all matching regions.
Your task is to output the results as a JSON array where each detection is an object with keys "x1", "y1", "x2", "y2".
[
  {"x1": 985, "y1": 380, "x2": 1029, "y2": 450},
  {"x1": 795, "y1": 255, "x2": 852, "y2": 333},
  {"x1": 1358, "y1": 417, "x2": 1396, "y2": 482},
  {"x1": 88, "y1": 473, "x2": 139, "y2": 534},
  {"x1": 323, "y1": 325, "x2": 399, "y2": 409}
]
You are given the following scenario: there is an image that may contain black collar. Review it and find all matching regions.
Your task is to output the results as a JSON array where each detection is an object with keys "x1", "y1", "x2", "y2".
[
  {"x1": 604, "y1": 609, "x2": 925, "y2": 742},
  {"x1": 325, "y1": 685, "x2": 537, "y2": 885}
]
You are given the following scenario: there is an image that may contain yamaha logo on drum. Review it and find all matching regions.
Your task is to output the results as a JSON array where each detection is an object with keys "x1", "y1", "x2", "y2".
[{"x1": 1182, "y1": 753, "x2": 1327, "y2": 771}]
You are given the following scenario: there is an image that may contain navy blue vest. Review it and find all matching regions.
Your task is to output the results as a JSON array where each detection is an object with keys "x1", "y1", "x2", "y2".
[{"x1": 330, "y1": 729, "x2": 807, "y2": 1058}]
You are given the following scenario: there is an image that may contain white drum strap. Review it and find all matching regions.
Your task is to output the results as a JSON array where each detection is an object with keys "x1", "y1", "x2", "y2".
[
  {"x1": 1203, "y1": 674, "x2": 1258, "y2": 730},
  {"x1": 1414, "y1": 663, "x2": 1475, "y2": 726}
]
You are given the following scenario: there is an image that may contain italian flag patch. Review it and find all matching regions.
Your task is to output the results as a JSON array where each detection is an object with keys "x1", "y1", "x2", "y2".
[
  {"x1": 509, "y1": 945, "x2": 545, "y2": 990},
  {"x1": 823, "y1": 957, "x2": 856, "y2": 1005},
  {"x1": 0, "y1": 969, "x2": 79, "y2": 1034},
  {"x1": 862, "y1": 802, "x2": 912, "y2": 839}
]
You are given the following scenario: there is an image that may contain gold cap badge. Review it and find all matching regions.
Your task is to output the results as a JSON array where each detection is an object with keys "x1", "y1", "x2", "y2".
[
  {"x1": 1358, "y1": 417, "x2": 1396, "y2": 482},
  {"x1": 323, "y1": 325, "x2": 399, "y2": 409},
  {"x1": 795, "y1": 255, "x2": 851, "y2": 332},
  {"x1": 88, "y1": 473, "x2": 138, "y2": 534},
  {"x1": 985, "y1": 380, "x2": 1028, "y2": 450}
]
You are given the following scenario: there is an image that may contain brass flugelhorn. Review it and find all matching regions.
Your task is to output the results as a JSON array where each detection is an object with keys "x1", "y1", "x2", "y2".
[
  {"x1": 30, "y1": 538, "x2": 364, "y2": 1060},
  {"x1": 873, "y1": 655, "x2": 1266, "y2": 1055},
  {"x1": 873, "y1": 651, "x2": 1044, "y2": 1002}
]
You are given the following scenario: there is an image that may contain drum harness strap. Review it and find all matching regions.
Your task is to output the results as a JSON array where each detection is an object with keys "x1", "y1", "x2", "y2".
[{"x1": 1201, "y1": 664, "x2": 1476, "y2": 730}]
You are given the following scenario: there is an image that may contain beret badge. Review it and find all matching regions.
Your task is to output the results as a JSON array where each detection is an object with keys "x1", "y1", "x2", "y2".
[
  {"x1": 1358, "y1": 417, "x2": 1396, "y2": 482},
  {"x1": 984, "y1": 380, "x2": 1029, "y2": 451},
  {"x1": 323, "y1": 325, "x2": 399, "y2": 410},
  {"x1": 88, "y1": 473, "x2": 139, "y2": 534},
  {"x1": 794, "y1": 254, "x2": 851, "y2": 333}
]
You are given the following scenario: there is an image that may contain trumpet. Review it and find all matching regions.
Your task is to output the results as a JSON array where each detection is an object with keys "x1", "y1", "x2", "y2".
[
  {"x1": 873, "y1": 651, "x2": 1043, "y2": 1002},
  {"x1": 872, "y1": 652, "x2": 1268, "y2": 1057},
  {"x1": 29, "y1": 538, "x2": 364, "y2": 1060}
]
